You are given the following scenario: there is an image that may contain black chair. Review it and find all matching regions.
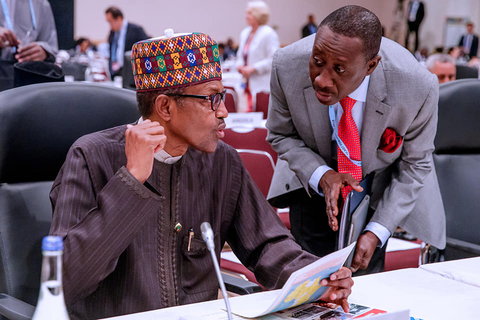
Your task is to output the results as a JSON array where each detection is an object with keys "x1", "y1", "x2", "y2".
[
  {"x1": 455, "y1": 64, "x2": 478, "y2": 80},
  {"x1": 0, "y1": 82, "x2": 140, "y2": 319},
  {"x1": 61, "y1": 61, "x2": 88, "y2": 81},
  {"x1": 435, "y1": 79, "x2": 480, "y2": 260}
]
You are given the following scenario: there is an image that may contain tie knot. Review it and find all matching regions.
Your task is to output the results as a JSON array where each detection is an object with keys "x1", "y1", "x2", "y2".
[{"x1": 339, "y1": 96, "x2": 356, "y2": 113}]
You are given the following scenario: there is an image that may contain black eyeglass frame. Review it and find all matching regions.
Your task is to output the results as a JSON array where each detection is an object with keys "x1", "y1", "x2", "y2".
[{"x1": 166, "y1": 90, "x2": 227, "y2": 111}]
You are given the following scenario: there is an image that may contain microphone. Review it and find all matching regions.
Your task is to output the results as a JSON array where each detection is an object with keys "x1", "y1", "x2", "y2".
[{"x1": 200, "y1": 222, "x2": 233, "y2": 320}]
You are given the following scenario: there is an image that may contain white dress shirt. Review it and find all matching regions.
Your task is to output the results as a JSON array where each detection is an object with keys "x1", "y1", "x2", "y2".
[
  {"x1": 115, "y1": 19, "x2": 128, "y2": 68},
  {"x1": 308, "y1": 76, "x2": 391, "y2": 247}
]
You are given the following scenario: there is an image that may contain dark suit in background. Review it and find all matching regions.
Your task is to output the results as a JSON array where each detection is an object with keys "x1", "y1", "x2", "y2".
[
  {"x1": 405, "y1": 0, "x2": 425, "y2": 52},
  {"x1": 458, "y1": 32, "x2": 479, "y2": 58},
  {"x1": 302, "y1": 23, "x2": 317, "y2": 38},
  {"x1": 108, "y1": 22, "x2": 148, "y2": 78}
]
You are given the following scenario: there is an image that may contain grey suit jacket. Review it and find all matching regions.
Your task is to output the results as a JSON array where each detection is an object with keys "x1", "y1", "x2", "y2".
[{"x1": 266, "y1": 35, "x2": 446, "y2": 249}]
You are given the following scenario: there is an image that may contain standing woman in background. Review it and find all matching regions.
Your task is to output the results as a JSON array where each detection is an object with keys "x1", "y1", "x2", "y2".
[{"x1": 236, "y1": 1, "x2": 279, "y2": 112}]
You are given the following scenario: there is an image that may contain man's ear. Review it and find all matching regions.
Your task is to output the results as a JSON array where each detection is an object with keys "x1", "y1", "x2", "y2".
[
  {"x1": 366, "y1": 55, "x2": 381, "y2": 75},
  {"x1": 153, "y1": 94, "x2": 174, "y2": 122}
]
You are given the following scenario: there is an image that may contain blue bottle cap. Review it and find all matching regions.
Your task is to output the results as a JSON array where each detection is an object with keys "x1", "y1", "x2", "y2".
[{"x1": 42, "y1": 236, "x2": 63, "y2": 251}]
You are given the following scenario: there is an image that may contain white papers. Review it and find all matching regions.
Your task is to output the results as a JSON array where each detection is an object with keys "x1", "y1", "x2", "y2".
[
  {"x1": 229, "y1": 243, "x2": 356, "y2": 318},
  {"x1": 420, "y1": 256, "x2": 480, "y2": 287},
  {"x1": 221, "y1": 251, "x2": 242, "y2": 264},
  {"x1": 386, "y1": 238, "x2": 422, "y2": 252}
]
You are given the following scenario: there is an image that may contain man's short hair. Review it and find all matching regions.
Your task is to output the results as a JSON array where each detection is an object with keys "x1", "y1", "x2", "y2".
[
  {"x1": 425, "y1": 54, "x2": 456, "y2": 71},
  {"x1": 136, "y1": 87, "x2": 184, "y2": 118},
  {"x1": 319, "y1": 5, "x2": 382, "y2": 60},
  {"x1": 105, "y1": 6, "x2": 123, "y2": 19}
]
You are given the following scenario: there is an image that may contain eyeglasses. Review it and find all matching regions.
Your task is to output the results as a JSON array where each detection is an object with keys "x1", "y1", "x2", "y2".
[{"x1": 167, "y1": 90, "x2": 227, "y2": 111}]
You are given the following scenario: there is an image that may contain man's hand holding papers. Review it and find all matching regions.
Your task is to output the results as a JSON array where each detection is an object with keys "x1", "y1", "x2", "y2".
[{"x1": 319, "y1": 266, "x2": 354, "y2": 312}]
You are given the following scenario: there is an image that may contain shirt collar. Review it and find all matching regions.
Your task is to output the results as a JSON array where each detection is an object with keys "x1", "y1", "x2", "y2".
[
  {"x1": 348, "y1": 75, "x2": 370, "y2": 103},
  {"x1": 136, "y1": 118, "x2": 183, "y2": 164}
]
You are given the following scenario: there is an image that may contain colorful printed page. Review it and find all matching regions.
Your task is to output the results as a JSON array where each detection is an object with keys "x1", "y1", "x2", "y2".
[{"x1": 229, "y1": 243, "x2": 356, "y2": 318}]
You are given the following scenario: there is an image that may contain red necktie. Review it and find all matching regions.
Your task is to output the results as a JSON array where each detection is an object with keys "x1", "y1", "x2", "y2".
[{"x1": 337, "y1": 96, "x2": 362, "y2": 199}]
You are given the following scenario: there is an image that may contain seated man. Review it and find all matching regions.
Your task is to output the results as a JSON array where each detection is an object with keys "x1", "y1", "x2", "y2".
[
  {"x1": 425, "y1": 53, "x2": 456, "y2": 84},
  {"x1": 49, "y1": 31, "x2": 353, "y2": 320}
]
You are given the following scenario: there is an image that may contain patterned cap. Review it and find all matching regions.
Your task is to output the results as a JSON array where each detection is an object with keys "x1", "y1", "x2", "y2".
[{"x1": 131, "y1": 31, "x2": 222, "y2": 92}]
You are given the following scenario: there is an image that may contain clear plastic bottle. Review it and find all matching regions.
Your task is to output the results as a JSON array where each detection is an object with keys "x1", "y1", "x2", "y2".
[{"x1": 32, "y1": 236, "x2": 70, "y2": 320}]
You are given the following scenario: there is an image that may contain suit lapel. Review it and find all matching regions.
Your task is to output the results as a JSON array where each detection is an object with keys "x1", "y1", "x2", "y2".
[
  {"x1": 303, "y1": 86, "x2": 332, "y2": 160},
  {"x1": 361, "y1": 62, "x2": 391, "y2": 175}
]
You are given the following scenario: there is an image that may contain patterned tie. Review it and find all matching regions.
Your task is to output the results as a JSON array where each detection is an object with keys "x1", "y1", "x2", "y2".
[{"x1": 337, "y1": 96, "x2": 362, "y2": 199}]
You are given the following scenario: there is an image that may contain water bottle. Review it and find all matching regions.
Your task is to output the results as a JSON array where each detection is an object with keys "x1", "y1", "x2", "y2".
[{"x1": 32, "y1": 236, "x2": 70, "y2": 320}]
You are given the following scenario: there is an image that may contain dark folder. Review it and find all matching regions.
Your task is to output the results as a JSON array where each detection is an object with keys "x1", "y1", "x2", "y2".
[{"x1": 337, "y1": 176, "x2": 372, "y2": 267}]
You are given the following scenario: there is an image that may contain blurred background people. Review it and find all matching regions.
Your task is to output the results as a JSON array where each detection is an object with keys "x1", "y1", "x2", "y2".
[
  {"x1": 224, "y1": 37, "x2": 237, "y2": 60},
  {"x1": 69, "y1": 37, "x2": 95, "y2": 60},
  {"x1": 426, "y1": 53, "x2": 456, "y2": 84},
  {"x1": 236, "y1": 0, "x2": 279, "y2": 111},
  {"x1": 405, "y1": 0, "x2": 425, "y2": 52},
  {"x1": 301, "y1": 14, "x2": 317, "y2": 38},
  {"x1": 414, "y1": 47, "x2": 429, "y2": 64},
  {"x1": 105, "y1": 6, "x2": 148, "y2": 79},
  {"x1": 0, "y1": 0, "x2": 58, "y2": 90},
  {"x1": 458, "y1": 22, "x2": 478, "y2": 60}
]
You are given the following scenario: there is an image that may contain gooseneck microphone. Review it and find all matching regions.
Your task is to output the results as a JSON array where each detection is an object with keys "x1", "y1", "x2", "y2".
[{"x1": 200, "y1": 222, "x2": 233, "y2": 320}]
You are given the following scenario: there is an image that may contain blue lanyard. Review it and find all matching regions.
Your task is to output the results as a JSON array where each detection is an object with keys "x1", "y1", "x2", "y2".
[
  {"x1": 0, "y1": 0, "x2": 37, "y2": 31},
  {"x1": 0, "y1": 0, "x2": 13, "y2": 30},
  {"x1": 328, "y1": 105, "x2": 362, "y2": 167}
]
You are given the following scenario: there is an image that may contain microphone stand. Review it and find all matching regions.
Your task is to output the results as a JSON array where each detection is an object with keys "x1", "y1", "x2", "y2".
[{"x1": 201, "y1": 222, "x2": 233, "y2": 320}]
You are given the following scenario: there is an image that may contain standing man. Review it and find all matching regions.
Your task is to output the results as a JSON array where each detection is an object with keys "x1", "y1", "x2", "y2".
[
  {"x1": 49, "y1": 31, "x2": 353, "y2": 319},
  {"x1": 301, "y1": 14, "x2": 317, "y2": 38},
  {"x1": 458, "y1": 22, "x2": 478, "y2": 60},
  {"x1": 105, "y1": 6, "x2": 148, "y2": 79},
  {"x1": 405, "y1": 0, "x2": 425, "y2": 52},
  {"x1": 0, "y1": 0, "x2": 58, "y2": 90},
  {"x1": 267, "y1": 5, "x2": 445, "y2": 274}
]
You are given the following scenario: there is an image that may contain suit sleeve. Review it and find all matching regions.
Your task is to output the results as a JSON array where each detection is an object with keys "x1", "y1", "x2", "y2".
[
  {"x1": 226, "y1": 153, "x2": 318, "y2": 288},
  {"x1": 266, "y1": 51, "x2": 329, "y2": 190},
  {"x1": 49, "y1": 145, "x2": 162, "y2": 306},
  {"x1": 371, "y1": 77, "x2": 439, "y2": 233},
  {"x1": 35, "y1": 0, "x2": 58, "y2": 60}
]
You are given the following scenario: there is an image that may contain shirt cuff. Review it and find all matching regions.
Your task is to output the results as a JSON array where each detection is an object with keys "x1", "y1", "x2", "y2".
[
  {"x1": 308, "y1": 165, "x2": 333, "y2": 194},
  {"x1": 364, "y1": 222, "x2": 391, "y2": 248}
]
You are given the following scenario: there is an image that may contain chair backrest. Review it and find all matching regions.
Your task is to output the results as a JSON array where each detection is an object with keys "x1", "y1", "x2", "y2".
[
  {"x1": 225, "y1": 91, "x2": 236, "y2": 113},
  {"x1": 61, "y1": 61, "x2": 87, "y2": 81},
  {"x1": 0, "y1": 82, "x2": 139, "y2": 305},
  {"x1": 237, "y1": 149, "x2": 275, "y2": 197},
  {"x1": 434, "y1": 79, "x2": 480, "y2": 258},
  {"x1": 255, "y1": 92, "x2": 269, "y2": 119},
  {"x1": 222, "y1": 127, "x2": 277, "y2": 163},
  {"x1": 455, "y1": 64, "x2": 478, "y2": 80}
]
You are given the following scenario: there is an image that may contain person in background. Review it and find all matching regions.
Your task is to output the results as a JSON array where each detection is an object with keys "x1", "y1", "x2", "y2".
[
  {"x1": 426, "y1": 53, "x2": 456, "y2": 84},
  {"x1": 405, "y1": 0, "x2": 425, "y2": 52},
  {"x1": 414, "y1": 47, "x2": 429, "y2": 64},
  {"x1": 236, "y1": 0, "x2": 279, "y2": 111},
  {"x1": 267, "y1": 5, "x2": 445, "y2": 275},
  {"x1": 105, "y1": 6, "x2": 148, "y2": 79},
  {"x1": 69, "y1": 37, "x2": 95, "y2": 59},
  {"x1": 301, "y1": 14, "x2": 317, "y2": 38},
  {"x1": 49, "y1": 31, "x2": 353, "y2": 320},
  {"x1": 224, "y1": 37, "x2": 237, "y2": 60},
  {"x1": 458, "y1": 22, "x2": 479, "y2": 60},
  {"x1": 0, "y1": 0, "x2": 58, "y2": 90}
]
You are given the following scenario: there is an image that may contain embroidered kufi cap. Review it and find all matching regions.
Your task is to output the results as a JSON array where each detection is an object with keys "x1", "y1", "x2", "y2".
[{"x1": 131, "y1": 29, "x2": 222, "y2": 92}]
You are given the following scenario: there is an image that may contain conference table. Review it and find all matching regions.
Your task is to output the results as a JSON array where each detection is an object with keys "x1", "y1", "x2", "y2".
[{"x1": 104, "y1": 257, "x2": 480, "y2": 320}]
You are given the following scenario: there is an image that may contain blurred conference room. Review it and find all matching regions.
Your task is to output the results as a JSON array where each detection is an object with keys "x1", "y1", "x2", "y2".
[{"x1": 0, "y1": 0, "x2": 479, "y2": 320}]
